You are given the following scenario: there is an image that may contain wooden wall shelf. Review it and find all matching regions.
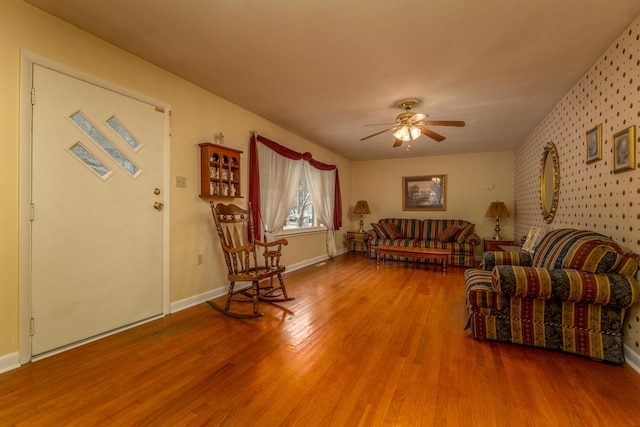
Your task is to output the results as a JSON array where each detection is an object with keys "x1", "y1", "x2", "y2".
[{"x1": 199, "y1": 142, "x2": 243, "y2": 199}]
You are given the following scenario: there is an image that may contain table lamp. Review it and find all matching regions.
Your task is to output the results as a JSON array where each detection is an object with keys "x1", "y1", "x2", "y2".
[
  {"x1": 485, "y1": 201, "x2": 510, "y2": 240},
  {"x1": 353, "y1": 200, "x2": 371, "y2": 233}
]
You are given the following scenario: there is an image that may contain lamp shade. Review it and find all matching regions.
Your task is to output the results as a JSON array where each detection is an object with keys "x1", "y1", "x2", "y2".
[
  {"x1": 353, "y1": 200, "x2": 371, "y2": 215},
  {"x1": 485, "y1": 201, "x2": 510, "y2": 218}
]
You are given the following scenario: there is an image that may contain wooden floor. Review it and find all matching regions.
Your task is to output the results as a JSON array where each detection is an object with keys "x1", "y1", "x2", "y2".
[{"x1": 3, "y1": 254, "x2": 640, "y2": 426}]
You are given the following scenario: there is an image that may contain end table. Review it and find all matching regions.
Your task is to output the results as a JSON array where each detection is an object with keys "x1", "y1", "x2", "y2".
[
  {"x1": 484, "y1": 238, "x2": 515, "y2": 252},
  {"x1": 346, "y1": 231, "x2": 368, "y2": 256}
]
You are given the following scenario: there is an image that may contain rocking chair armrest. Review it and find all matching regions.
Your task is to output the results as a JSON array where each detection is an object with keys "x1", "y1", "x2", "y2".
[
  {"x1": 256, "y1": 239, "x2": 288, "y2": 248},
  {"x1": 221, "y1": 243, "x2": 252, "y2": 254}
]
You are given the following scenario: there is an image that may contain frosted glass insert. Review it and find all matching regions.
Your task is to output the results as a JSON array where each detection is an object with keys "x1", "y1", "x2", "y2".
[
  {"x1": 106, "y1": 116, "x2": 140, "y2": 149},
  {"x1": 70, "y1": 111, "x2": 139, "y2": 176},
  {"x1": 69, "y1": 143, "x2": 110, "y2": 177}
]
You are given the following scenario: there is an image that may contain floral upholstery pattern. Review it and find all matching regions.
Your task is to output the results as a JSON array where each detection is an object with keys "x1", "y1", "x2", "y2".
[{"x1": 464, "y1": 228, "x2": 640, "y2": 363}]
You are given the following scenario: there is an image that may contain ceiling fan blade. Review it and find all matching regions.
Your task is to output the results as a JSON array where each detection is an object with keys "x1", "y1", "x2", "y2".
[
  {"x1": 364, "y1": 122, "x2": 395, "y2": 126},
  {"x1": 393, "y1": 139, "x2": 403, "y2": 147},
  {"x1": 420, "y1": 127, "x2": 446, "y2": 142},
  {"x1": 422, "y1": 120, "x2": 465, "y2": 127},
  {"x1": 360, "y1": 126, "x2": 398, "y2": 141},
  {"x1": 409, "y1": 113, "x2": 426, "y2": 122}
]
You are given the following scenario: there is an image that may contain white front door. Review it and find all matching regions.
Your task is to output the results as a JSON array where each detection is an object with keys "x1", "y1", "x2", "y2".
[{"x1": 31, "y1": 65, "x2": 165, "y2": 356}]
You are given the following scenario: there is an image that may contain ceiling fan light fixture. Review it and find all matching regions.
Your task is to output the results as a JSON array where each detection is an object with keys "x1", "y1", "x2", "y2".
[
  {"x1": 360, "y1": 98, "x2": 464, "y2": 146},
  {"x1": 393, "y1": 126, "x2": 409, "y2": 141},
  {"x1": 393, "y1": 125, "x2": 422, "y2": 142},
  {"x1": 409, "y1": 125, "x2": 421, "y2": 140}
]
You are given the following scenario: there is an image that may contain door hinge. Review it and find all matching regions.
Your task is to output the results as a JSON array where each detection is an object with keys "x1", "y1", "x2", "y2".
[
  {"x1": 30, "y1": 318, "x2": 35, "y2": 336},
  {"x1": 31, "y1": 87, "x2": 36, "y2": 105},
  {"x1": 30, "y1": 203, "x2": 35, "y2": 221}
]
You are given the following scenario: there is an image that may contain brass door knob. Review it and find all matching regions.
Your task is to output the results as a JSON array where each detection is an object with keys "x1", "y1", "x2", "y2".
[{"x1": 153, "y1": 202, "x2": 164, "y2": 210}]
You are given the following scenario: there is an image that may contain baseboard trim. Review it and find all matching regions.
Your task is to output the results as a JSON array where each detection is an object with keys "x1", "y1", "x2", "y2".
[
  {"x1": 0, "y1": 352, "x2": 20, "y2": 375},
  {"x1": 625, "y1": 344, "x2": 640, "y2": 374},
  {"x1": 169, "y1": 251, "x2": 340, "y2": 313}
]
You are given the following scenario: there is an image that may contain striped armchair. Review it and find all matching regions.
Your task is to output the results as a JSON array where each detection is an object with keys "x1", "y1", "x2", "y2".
[{"x1": 465, "y1": 228, "x2": 640, "y2": 363}]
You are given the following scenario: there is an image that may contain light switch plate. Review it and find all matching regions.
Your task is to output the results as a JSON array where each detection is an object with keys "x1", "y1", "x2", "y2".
[{"x1": 176, "y1": 176, "x2": 187, "y2": 188}]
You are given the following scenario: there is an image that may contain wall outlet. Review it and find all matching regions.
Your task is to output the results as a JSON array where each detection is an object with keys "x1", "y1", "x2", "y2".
[
  {"x1": 176, "y1": 176, "x2": 187, "y2": 188},
  {"x1": 197, "y1": 254, "x2": 204, "y2": 265}
]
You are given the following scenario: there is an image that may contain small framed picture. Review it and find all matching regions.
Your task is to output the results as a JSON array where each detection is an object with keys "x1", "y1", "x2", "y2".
[
  {"x1": 586, "y1": 124, "x2": 602, "y2": 163},
  {"x1": 522, "y1": 227, "x2": 541, "y2": 253},
  {"x1": 613, "y1": 125, "x2": 636, "y2": 173},
  {"x1": 402, "y1": 175, "x2": 446, "y2": 211}
]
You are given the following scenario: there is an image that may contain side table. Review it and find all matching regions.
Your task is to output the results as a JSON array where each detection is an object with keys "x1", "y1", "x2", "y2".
[
  {"x1": 498, "y1": 245, "x2": 522, "y2": 253},
  {"x1": 484, "y1": 238, "x2": 515, "y2": 252},
  {"x1": 346, "y1": 231, "x2": 368, "y2": 256}
]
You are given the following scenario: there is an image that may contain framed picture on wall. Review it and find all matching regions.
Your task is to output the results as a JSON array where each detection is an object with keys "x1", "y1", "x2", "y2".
[
  {"x1": 586, "y1": 124, "x2": 602, "y2": 163},
  {"x1": 402, "y1": 175, "x2": 447, "y2": 211},
  {"x1": 613, "y1": 125, "x2": 636, "y2": 173}
]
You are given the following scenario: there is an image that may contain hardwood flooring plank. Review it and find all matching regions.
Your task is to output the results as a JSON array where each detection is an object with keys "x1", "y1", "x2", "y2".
[{"x1": 2, "y1": 254, "x2": 640, "y2": 426}]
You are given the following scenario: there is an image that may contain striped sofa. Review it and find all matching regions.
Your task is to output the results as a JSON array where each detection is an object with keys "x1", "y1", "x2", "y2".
[
  {"x1": 465, "y1": 228, "x2": 640, "y2": 363},
  {"x1": 366, "y1": 218, "x2": 481, "y2": 267}
]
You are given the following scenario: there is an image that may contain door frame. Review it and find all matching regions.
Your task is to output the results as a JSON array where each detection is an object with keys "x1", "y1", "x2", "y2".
[{"x1": 18, "y1": 51, "x2": 171, "y2": 364}]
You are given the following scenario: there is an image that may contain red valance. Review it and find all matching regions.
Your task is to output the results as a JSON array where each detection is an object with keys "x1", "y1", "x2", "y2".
[{"x1": 249, "y1": 134, "x2": 342, "y2": 240}]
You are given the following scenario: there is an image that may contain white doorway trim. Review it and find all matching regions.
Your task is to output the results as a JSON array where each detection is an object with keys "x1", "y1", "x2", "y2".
[{"x1": 18, "y1": 51, "x2": 171, "y2": 365}]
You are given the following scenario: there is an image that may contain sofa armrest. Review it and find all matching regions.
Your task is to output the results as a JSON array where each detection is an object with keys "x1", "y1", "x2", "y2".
[
  {"x1": 492, "y1": 265, "x2": 640, "y2": 308},
  {"x1": 465, "y1": 232, "x2": 481, "y2": 247},
  {"x1": 481, "y1": 251, "x2": 532, "y2": 271},
  {"x1": 366, "y1": 230, "x2": 378, "y2": 243}
]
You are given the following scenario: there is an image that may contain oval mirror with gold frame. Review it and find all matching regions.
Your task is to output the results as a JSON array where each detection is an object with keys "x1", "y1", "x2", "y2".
[{"x1": 540, "y1": 142, "x2": 560, "y2": 223}]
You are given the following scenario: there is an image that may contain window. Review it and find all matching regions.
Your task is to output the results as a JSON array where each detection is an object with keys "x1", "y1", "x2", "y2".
[
  {"x1": 250, "y1": 134, "x2": 341, "y2": 251},
  {"x1": 283, "y1": 172, "x2": 318, "y2": 230}
]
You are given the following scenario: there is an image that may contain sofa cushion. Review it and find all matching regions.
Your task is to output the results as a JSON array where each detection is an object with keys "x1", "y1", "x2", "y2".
[
  {"x1": 532, "y1": 229, "x2": 623, "y2": 269},
  {"x1": 419, "y1": 219, "x2": 462, "y2": 240},
  {"x1": 437, "y1": 225, "x2": 460, "y2": 242},
  {"x1": 379, "y1": 218, "x2": 421, "y2": 239},
  {"x1": 371, "y1": 223, "x2": 387, "y2": 239},
  {"x1": 616, "y1": 252, "x2": 640, "y2": 277},
  {"x1": 492, "y1": 265, "x2": 640, "y2": 308},
  {"x1": 381, "y1": 222, "x2": 403, "y2": 239},
  {"x1": 481, "y1": 251, "x2": 532, "y2": 271},
  {"x1": 455, "y1": 222, "x2": 475, "y2": 243},
  {"x1": 561, "y1": 240, "x2": 622, "y2": 273}
]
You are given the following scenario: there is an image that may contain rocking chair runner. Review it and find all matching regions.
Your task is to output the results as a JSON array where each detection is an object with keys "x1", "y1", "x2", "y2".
[{"x1": 208, "y1": 201, "x2": 294, "y2": 318}]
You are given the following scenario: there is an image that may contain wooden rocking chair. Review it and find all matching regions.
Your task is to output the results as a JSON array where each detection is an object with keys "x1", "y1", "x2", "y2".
[{"x1": 208, "y1": 201, "x2": 293, "y2": 318}]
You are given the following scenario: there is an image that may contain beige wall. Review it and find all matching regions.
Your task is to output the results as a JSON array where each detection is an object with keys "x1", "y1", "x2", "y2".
[
  {"x1": 0, "y1": 0, "x2": 350, "y2": 360},
  {"x1": 351, "y1": 151, "x2": 515, "y2": 255},
  {"x1": 514, "y1": 14, "x2": 640, "y2": 357}
]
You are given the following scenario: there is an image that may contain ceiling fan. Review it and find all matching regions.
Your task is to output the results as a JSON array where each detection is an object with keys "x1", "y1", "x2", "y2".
[{"x1": 360, "y1": 99, "x2": 465, "y2": 147}]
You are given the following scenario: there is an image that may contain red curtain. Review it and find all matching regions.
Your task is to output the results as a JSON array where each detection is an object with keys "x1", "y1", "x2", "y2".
[{"x1": 249, "y1": 134, "x2": 342, "y2": 240}]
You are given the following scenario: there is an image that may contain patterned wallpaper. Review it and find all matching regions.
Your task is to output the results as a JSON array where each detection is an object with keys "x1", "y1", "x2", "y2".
[{"x1": 514, "y1": 15, "x2": 640, "y2": 355}]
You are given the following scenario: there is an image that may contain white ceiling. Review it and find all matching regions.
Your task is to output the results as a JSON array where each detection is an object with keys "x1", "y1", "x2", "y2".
[{"x1": 24, "y1": 0, "x2": 640, "y2": 161}]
